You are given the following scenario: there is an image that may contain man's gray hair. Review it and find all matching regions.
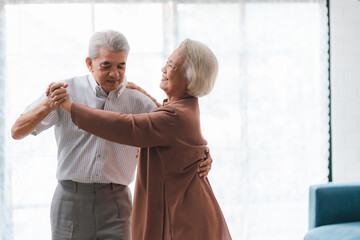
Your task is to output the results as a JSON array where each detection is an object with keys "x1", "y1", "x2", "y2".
[
  {"x1": 180, "y1": 39, "x2": 218, "y2": 97},
  {"x1": 88, "y1": 30, "x2": 130, "y2": 59}
]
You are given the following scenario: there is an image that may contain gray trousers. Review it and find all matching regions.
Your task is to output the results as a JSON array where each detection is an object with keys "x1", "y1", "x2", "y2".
[{"x1": 50, "y1": 180, "x2": 132, "y2": 240}]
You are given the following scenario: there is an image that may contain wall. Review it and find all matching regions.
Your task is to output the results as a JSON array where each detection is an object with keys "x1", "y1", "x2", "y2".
[{"x1": 331, "y1": 0, "x2": 360, "y2": 182}]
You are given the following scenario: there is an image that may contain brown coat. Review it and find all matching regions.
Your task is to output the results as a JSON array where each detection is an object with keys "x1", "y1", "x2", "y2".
[{"x1": 71, "y1": 96, "x2": 232, "y2": 240}]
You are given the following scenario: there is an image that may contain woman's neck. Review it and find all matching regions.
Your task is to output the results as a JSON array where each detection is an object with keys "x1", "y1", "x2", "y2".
[{"x1": 167, "y1": 92, "x2": 192, "y2": 102}]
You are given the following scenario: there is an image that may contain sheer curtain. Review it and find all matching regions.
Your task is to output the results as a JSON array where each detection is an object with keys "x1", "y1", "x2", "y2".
[
  {"x1": 2, "y1": 1, "x2": 329, "y2": 240},
  {"x1": 1, "y1": 2, "x2": 13, "y2": 240}
]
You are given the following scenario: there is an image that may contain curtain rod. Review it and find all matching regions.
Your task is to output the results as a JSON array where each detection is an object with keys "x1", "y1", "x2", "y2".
[{"x1": 3, "y1": 0, "x2": 328, "y2": 4}]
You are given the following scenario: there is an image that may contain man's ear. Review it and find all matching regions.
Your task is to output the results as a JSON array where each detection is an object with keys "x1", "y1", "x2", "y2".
[{"x1": 86, "y1": 57, "x2": 94, "y2": 72}]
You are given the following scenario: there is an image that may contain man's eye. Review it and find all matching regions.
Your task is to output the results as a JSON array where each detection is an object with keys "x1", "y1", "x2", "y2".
[{"x1": 101, "y1": 66, "x2": 110, "y2": 69}]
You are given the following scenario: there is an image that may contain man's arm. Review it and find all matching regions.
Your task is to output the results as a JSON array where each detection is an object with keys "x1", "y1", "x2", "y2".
[
  {"x1": 11, "y1": 83, "x2": 68, "y2": 140},
  {"x1": 11, "y1": 99, "x2": 54, "y2": 139}
]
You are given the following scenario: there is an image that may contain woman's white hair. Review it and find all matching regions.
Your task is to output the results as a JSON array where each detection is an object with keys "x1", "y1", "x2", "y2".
[
  {"x1": 88, "y1": 30, "x2": 130, "y2": 59},
  {"x1": 180, "y1": 39, "x2": 218, "y2": 97}
]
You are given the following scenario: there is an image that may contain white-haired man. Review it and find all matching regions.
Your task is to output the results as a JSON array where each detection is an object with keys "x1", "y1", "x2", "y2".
[{"x1": 11, "y1": 30, "x2": 211, "y2": 240}]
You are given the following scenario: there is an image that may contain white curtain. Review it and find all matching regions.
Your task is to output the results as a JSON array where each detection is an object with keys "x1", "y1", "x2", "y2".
[
  {"x1": 2, "y1": 1, "x2": 329, "y2": 239},
  {"x1": 1, "y1": 2, "x2": 13, "y2": 240}
]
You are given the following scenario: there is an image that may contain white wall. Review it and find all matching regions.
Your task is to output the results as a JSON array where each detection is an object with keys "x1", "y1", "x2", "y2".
[{"x1": 331, "y1": 0, "x2": 360, "y2": 182}]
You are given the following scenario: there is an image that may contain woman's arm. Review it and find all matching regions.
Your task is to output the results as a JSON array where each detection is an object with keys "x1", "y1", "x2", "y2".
[
  {"x1": 61, "y1": 99, "x2": 177, "y2": 148},
  {"x1": 71, "y1": 103, "x2": 176, "y2": 148}
]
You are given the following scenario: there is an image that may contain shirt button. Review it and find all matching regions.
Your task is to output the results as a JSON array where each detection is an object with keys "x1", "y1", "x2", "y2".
[{"x1": 97, "y1": 154, "x2": 101, "y2": 158}]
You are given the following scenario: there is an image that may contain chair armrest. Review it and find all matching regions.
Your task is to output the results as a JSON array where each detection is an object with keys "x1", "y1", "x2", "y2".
[{"x1": 309, "y1": 182, "x2": 360, "y2": 229}]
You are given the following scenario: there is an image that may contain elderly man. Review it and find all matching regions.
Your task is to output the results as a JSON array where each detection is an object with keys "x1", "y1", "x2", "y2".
[{"x1": 11, "y1": 30, "x2": 211, "y2": 240}]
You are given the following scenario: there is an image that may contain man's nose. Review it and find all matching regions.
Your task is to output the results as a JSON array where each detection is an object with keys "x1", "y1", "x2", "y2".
[{"x1": 109, "y1": 68, "x2": 120, "y2": 78}]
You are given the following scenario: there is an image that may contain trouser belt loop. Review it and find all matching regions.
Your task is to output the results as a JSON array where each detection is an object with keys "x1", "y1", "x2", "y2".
[
  {"x1": 73, "y1": 181, "x2": 78, "y2": 193},
  {"x1": 110, "y1": 182, "x2": 114, "y2": 191}
]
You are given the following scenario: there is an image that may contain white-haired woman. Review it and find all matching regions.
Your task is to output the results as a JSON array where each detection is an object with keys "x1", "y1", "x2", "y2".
[{"x1": 57, "y1": 39, "x2": 232, "y2": 240}]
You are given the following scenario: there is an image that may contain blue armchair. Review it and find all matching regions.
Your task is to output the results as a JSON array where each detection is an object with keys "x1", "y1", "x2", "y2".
[{"x1": 304, "y1": 182, "x2": 360, "y2": 240}]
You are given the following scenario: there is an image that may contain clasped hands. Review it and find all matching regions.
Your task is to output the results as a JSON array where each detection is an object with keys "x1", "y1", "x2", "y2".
[{"x1": 46, "y1": 82, "x2": 71, "y2": 112}]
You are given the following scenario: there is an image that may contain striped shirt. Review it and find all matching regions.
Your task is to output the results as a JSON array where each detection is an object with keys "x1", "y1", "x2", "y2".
[{"x1": 25, "y1": 74, "x2": 157, "y2": 185}]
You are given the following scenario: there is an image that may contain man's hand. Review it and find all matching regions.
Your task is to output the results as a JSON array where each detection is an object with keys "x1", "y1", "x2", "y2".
[
  {"x1": 46, "y1": 82, "x2": 69, "y2": 109},
  {"x1": 198, "y1": 147, "x2": 213, "y2": 178}
]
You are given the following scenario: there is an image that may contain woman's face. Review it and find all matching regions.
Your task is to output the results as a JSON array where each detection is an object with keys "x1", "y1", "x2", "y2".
[{"x1": 160, "y1": 47, "x2": 188, "y2": 101}]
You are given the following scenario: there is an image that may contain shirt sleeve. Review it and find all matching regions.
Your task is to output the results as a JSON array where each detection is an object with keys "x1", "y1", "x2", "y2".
[
  {"x1": 71, "y1": 102, "x2": 180, "y2": 148},
  {"x1": 23, "y1": 94, "x2": 59, "y2": 136},
  {"x1": 143, "y1": 98, "x2": 158, "y2": 113},
  {"x1": 127, "y1": 88, "x2": 158, "y2": 114}
]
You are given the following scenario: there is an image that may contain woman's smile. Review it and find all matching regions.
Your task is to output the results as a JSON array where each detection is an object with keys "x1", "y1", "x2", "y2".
[{"x1": 161, "y1": 75, "x2": 169, "y2": 82}]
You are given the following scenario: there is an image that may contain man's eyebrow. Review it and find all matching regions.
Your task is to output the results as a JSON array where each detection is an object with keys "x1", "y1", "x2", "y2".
[{"x1": 100, "y1": 61, "x2": 126, "y2": 66}]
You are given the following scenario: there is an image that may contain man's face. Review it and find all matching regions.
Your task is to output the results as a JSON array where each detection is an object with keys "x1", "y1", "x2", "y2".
[{"x1": 86, "y1": 48, "x2": 127, "y2": 94}]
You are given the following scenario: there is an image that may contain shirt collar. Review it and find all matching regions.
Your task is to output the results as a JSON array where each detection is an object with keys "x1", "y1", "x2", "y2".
[{"x1": 88, "y1": 74, "x2": 127, "y2": 98}]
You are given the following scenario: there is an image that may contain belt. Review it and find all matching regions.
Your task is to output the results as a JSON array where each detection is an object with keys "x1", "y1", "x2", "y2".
[{"x1": 59, "y1": 180, "x2": 126, "y2": 193}]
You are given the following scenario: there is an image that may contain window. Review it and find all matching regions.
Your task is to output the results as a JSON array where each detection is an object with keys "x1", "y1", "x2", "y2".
[{"x1": 1, "y1": 1, "x2": 329, "y2": 239}]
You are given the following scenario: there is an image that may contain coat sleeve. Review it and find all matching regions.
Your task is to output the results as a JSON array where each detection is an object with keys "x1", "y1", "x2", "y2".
[{"x1": 70, "y1": 102, "x2": 180, "y2": 148}]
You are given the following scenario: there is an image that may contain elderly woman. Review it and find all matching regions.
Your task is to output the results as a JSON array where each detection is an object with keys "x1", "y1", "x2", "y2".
[{"x1": 58, "y1": 39, "x2": 231, "y2": 240}]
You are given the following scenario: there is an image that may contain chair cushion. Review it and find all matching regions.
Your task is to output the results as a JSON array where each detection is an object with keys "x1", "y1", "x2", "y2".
[{"x1": 304, "y1": 222, "x2": 360, "y2": 240}]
